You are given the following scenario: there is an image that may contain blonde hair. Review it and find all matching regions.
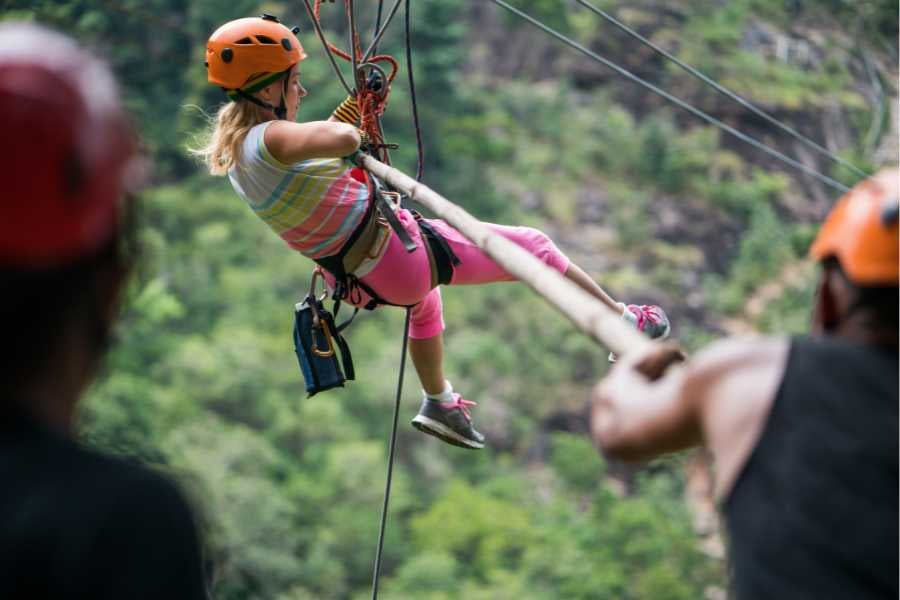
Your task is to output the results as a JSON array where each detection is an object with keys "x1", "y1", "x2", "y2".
[{"x1": 189, "y1": 100, "x2": 266, "y2": 175}]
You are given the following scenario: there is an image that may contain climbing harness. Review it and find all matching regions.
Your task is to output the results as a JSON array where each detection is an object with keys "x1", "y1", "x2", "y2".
[{"x1": 301, "y1": 1, "x2": 448, "y2": 312}]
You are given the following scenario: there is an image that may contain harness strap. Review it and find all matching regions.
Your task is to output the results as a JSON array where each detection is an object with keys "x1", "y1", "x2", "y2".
[
  {"x1": 415, "y1": 215, "x2": 461, "y2": 286},
  {"x1": 314, "y1": 198, "x2": 376, "y2": 279},
  {"x1": 313, "y1": 170, "x2": 461, "y2": 314},
  {"x1": 228, "y1": 68, "x2": 292, "y2": 120},
  {"x1": 371, "y1": 176, "x2": 417, "y2": 252}
]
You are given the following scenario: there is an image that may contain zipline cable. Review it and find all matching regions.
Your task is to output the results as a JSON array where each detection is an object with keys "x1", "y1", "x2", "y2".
[
  {"x1": 489, "y1": 0, "x2": 851, "y2": 194},
  {"x1": 370, "y1": 308, "x2": 413, "y2": 600},
  {"x1": 573, "y1": 0, "x2": 870, "y2": 179}
]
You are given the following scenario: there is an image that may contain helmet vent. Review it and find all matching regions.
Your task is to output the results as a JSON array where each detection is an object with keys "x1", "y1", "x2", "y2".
[
  {"x1": 255, "y1": 35, "x2": 277, "y2": 44},
  {"x1": 281, "y1": 38, "x2": 292, "y2": 51},
  {"x1": 234, "y1": 37, "x2": 253, "y2": 45}
]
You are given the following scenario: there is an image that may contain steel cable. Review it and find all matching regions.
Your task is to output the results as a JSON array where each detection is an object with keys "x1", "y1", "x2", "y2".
[
  {"x1": 489, "y1": 0, "x2": 851, "y2": 194},
  {"x1": 573, "y1": 0, "x2": 869, "y2": 179}
]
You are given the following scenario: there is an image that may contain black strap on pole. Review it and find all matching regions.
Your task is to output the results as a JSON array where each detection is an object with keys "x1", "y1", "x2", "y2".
[{"x1": 370, "y1": 307, "x2": 412, "y2": 600}]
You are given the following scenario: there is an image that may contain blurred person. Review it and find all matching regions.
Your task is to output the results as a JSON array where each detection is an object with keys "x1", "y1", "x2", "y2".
[
  {"x1": 0, "y1": 23, "x2": 207, "y2": 599},
  {"x1": 592, "y1": 169, "x2": 899, "y2": 599},
  {"x1": 195, "y1": 14, "x2": 671, "y2": 450}
]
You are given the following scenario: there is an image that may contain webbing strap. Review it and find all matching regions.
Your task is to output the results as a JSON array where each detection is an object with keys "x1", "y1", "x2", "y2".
[
  {"x1": 371, "y1": 176, "x2": 417, "y2": 252},
  {"x1": 225, "y1": 68, "x2": 292, "y2": 120}
]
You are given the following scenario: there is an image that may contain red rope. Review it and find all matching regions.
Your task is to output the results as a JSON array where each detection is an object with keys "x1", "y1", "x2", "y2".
[{"x1": 312, "y1": 0, "x2": 399, "y2": 161}]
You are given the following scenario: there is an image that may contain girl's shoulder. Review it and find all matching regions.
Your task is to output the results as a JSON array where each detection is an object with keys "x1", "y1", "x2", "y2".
[
  {"x1": 244, "y1": 121, "x2": 345, "y2": 174},
  {"x1": 242, "y1": 121, "x2": 282, "y2": 167}
]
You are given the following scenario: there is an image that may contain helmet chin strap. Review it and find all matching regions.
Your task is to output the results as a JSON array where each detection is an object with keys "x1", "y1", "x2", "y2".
[{"x1": 231, "y1": 67, "x2": 292, "y2": 120}]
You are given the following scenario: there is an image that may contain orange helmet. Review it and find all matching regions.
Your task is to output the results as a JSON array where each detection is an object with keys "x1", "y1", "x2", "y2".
[
  {"x1": 206, "y1": 14, "x2": 306, "y2": 91},
  {"x1": 810, "y1": 168, "x2": 899, "y2": 285}
]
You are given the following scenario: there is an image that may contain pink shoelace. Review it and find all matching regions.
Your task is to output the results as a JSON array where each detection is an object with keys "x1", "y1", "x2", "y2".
[
  {"x1": 440, "y1": 393, "x2": 477, "y2": 422},
  {"x1": 627, "y1": 304, "x2": 662, "y2": 332}
]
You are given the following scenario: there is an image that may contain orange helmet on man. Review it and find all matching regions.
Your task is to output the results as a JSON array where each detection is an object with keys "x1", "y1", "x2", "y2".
[{"x1": 810, "y1": 169, "x2": 899, "y2": 286}]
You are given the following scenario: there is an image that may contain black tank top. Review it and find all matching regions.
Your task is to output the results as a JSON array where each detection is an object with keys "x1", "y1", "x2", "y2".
[{"x1": 725, "y1": 336, "x2": 898, "y2": 599}]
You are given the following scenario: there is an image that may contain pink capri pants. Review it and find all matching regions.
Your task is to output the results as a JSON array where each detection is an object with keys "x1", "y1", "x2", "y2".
[{"x1": 325, "y1": 208, "x2": 570, "y2": 339}]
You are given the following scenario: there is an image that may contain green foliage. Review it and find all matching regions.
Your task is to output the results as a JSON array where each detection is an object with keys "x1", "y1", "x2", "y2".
[
  {"x1": 9, "y1": 0, "x2": 893, "y2": 597},
  {"x1": 707, "y1": 202, "x2": 796, "y2": 314},
  {"x1": 550, "y1": 432, "x2": 606, "y2": 494},
  {"x1": 754, "y1": 269, "x2": 816, "y2": 335}
]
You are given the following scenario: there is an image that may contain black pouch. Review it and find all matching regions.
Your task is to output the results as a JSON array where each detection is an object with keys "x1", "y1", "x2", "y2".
[
  {"x1": 293, "y1": 270, "x2": 355, "y2": 397},
  {"x1": 416, "y1": 216, "x2": 461, "y2": 285}
]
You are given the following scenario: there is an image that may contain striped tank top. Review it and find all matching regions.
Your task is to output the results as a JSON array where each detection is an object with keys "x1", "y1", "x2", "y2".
[{"x1": 228, "y1": 121, "x2": 369, "y2": 260}]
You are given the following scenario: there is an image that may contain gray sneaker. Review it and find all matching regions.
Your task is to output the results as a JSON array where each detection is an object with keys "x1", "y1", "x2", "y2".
[
  {"x1": 609, "y1": 304, "x2": 672, "y2": 362},
  {"x1": 411, "y1": 394, "x2": 485, "y2": 450}
]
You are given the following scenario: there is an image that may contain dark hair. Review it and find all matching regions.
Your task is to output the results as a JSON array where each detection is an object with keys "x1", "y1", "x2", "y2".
[
  {"x1": 823, "y1": 257, "x2": 899, "y2": 332},
  {"x1": 0, "y1": 203, "x2": 139, "y2": 392}
]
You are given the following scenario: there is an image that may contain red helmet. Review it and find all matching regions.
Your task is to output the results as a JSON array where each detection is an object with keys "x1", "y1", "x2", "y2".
[{"x1": 0, "y1": 23, "x2": 138, "y2": 267}]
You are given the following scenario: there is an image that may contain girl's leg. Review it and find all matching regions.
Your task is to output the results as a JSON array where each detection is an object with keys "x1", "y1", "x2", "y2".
[
  {"x1": 409, "y1": 334, "x2": 445, "y2": 395},
  {"x1": 407, "y1": 286, "x2": 446, "y2": 395},
  {"x1": 430, "y1": 219, "x2": 669, "y2": 341},
  {"x1": 407, "y1": 287, "x2": 485, "y2": 449},
  {"x1": 563, "y1": 262, "x2": 620, "y2": 312},
  {"x1": 428, "y1": 220, "x2": 622, "y2": 312}
]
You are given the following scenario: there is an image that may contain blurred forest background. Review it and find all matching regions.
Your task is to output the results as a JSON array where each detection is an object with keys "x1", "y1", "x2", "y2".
[{"x1": 3, "y1": 0, "x2": 897, "y2": 598}]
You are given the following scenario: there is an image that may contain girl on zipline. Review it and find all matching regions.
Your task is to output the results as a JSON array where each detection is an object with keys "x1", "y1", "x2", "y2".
[{"x1": 194, "y1": 15, "x2": 671, "y2": 449}]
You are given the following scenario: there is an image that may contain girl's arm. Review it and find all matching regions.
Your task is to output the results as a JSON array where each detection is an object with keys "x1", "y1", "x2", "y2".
[{"x1": 264, "y1": 120, "x2": 360, "y2": 164}]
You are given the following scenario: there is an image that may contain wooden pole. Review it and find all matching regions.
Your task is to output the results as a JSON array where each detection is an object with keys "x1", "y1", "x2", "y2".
[{"x1": 357, "y1": 154, "x2": 653, "y2": 357}]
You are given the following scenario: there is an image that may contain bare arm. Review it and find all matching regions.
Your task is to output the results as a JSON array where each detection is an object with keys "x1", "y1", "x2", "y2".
[
  {"x1": 264, "y1": 120, "x2": 360, "y2": 164},
  {"x1": 591, "y1": 348, "x2": 700, "y2": 462},
  {"x1": 592, "y1": 337, "x2": 788, "y2": 485}
]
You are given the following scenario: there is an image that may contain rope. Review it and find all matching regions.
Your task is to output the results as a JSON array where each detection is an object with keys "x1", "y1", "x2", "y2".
[
  {"x1": 489, "y1": 0, "x2": 851, "y2": 194},
  {"x1": 301, "y1": 0, "x2": 354, "y2": 94},
  {"x1": 362, "y1": 0, "x2": 405, "y2": 64},
  {"x1": 346, "y1": 0, "x2": 361, "y2": 84},
  {"x1": 370, "y1": 307, "x2": 412, "y2": 600},
  {"x1": 573, "y1": 0, "x2": 870, "y2": 179},
  {"x1": 364, "y1": 0, "x2": 406, "y2": 166},
  {"x1": 305, "y1": 0, "x2": 399, "y2": 163},
  {"x1": 372, "y1": 0, "x2": 385, "y2": 55},
  {"x1": 405, "y1": 0, "x2": 425, "y2": 181}
]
